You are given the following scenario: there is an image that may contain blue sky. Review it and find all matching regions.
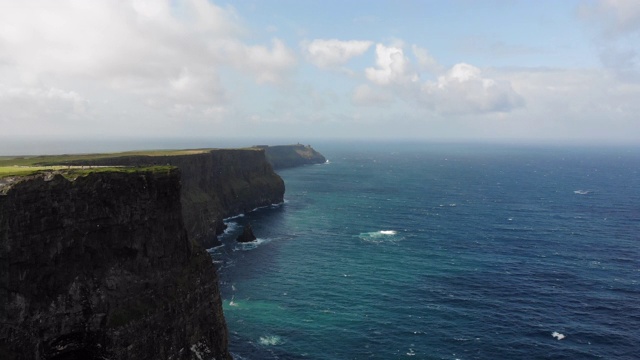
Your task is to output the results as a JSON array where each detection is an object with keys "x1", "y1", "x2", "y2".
[{"x1": 1, "y1": 0, "x2": 639, "y2": 148}]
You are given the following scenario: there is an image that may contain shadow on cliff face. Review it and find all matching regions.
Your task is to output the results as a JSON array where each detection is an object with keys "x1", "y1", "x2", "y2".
[
  {"x1": 0, "y1": 171, "x2": 231, "y2": 360},
  {"x1": 44, "y1": 332, "x2": 106, "y2": 360}
]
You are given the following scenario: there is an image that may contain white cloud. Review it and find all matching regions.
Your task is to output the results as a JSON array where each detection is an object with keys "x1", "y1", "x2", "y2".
[
  {"x1": 360, "y1": 44, "x2": 522, "y2": 115},
  {"x1": 217, "y1": 38, "x2": 297, "y2": 84},
  {"x1": 0, "y1": 0, "x2": 297, "y2": 137},
  {"x1": 412, "y1": 45, "x2": 443, "y2": 74},
  {"x1": 365, "y1": 44, "x2": 419, "y2": 85},
  {"x1": 580, "y1": 0, "x2": 640, "y2": 36},
  {"x1": 303, "y1": 39, "x2": 373, "y2": 68},
  {"x1": 579, "y1": 0, "x2": 640, "y2": 82},
  {"x1": 420, "y1": 63, "x2": 524, "y2": 114},
  {"x1": 0, "y1": 84, "x2": 90, "y2": 136}
]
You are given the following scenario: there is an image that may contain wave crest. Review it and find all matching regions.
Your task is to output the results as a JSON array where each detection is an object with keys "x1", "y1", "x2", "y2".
[
  {"x1": 259, "y1": 335, "x2": 283, "y2": 346},
  {"x1": 358, "y1": 230, "x2": 402, "y2": 243},
  {"x1": 234, "y1": 238, "x2": 272, "y2": 251}
]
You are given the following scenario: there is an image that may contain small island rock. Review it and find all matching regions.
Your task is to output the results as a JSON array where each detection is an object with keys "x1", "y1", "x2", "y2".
[{"x1": 237, "y1": 224, "x2": 257, "y2": 243}]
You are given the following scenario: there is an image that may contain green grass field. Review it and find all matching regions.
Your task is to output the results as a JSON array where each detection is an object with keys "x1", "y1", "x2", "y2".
[
  {"x1": 0, "y1": 165, "x2": 176, "y2": 179},
  {"x1": 0, "y1": 149, "x2": 219, "y2": 167},
  {"x1": 0, "y1": 147, "x2": 263, "y2": 179}
]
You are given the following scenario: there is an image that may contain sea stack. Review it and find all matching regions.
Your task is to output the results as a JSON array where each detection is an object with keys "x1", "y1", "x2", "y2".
[{"x1": 236, "y1": 224, "x2": 257, "y2": 243}]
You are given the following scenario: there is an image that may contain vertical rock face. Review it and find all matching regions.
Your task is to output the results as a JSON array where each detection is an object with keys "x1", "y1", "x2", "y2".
[
  {"x1": 258, "y1": 144, "x2": 326, "y2": 170},
  {"x1": 0, "y1": 170, "x2": 231, "y2": 359},
  {"x1": 65, "y1": 149, "x2": 285, "y2": 249}
]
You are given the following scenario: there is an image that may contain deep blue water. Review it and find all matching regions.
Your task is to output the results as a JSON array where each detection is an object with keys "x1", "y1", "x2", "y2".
[{"x1": 210, "y1": 142, "x2": 640, "y2": 360}]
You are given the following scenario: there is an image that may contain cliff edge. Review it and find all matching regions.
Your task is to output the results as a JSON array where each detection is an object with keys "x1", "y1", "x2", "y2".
[
  {"x1": 256, "y1": 144, "x2": 326, "y2": 170},
  {"x1": 50, "y1": 149, "x2": 285, "y2": 249},
  {"x1": 0, "y1": 169, "x2": 231, "y2": 360}
]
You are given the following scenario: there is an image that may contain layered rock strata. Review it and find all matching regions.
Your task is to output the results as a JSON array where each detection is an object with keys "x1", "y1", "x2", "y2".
[
  {"x1": 0, "y1": 169, "x2": 231, "y2": 360},
  {"x1": 62, "y1": 149, "x2": 285, "y2": 249}
]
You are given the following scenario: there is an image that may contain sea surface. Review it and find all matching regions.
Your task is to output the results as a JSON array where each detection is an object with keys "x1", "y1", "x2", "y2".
[{"x1": 209, "y1": 142, "x2": 640, "y2": 360}]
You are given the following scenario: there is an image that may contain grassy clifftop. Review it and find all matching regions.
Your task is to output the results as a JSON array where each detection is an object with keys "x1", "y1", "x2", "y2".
[
  {"x1": 1, "y1": 147, "x2": 284, "y2": 248},
  {"x1": 0, "y1": 149, "x2": 213, "y2": 179}
]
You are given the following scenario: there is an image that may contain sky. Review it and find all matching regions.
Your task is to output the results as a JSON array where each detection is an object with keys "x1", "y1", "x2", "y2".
[{"x1": 1, "y1": 0, "x2": 640, "y2": 150}]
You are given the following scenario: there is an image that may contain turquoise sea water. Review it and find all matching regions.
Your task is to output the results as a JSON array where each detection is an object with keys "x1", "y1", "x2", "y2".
[{"x1": 210, "y1": 142, "x2": 640, "y2": 359}]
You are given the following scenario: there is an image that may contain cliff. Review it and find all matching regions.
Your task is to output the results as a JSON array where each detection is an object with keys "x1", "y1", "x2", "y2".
[
  {"x1": 0, "y1": 169, "x2": 231, "y2": 359},
  {"x1": 55, "y1": 149, "x2": 285, "y2": 249},
  {"x1": 256, "y1": 144, "x2": 326, "y2": 170}
]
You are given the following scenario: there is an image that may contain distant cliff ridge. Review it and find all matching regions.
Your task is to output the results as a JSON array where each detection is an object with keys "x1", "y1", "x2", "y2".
[
  {"x1": 0, "y1": 169, "x2": 231, "y2": 359},
  {"x1": 257, "y1": 144, "x2": 326, "y2": 170}
]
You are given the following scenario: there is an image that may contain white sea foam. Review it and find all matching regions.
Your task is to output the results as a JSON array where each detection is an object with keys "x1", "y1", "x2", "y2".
[
  {"x1": 574, "y1": 190, "x2": 590, "y2": 195},
  {"x1": 251, "y1": 204, "x2": 270, "y2": 212},
  {"x1": 223, "y1": 221, "x2": 239, "y2": 235},
  {"x1": 358, "y1": 230, "x2": 402, "y2": 243},
  {"x1": 224, "y1": 213, "x2": 245, "y2": 221},
  {"x1": 207, "y1": 244, "x2": 225, "y2": 252},
  {"x1": 258, "y1": 335, "x2": 283, "y2": 346},
  {"x1": 234, "y1": 238, "x2": 272, "y2": 251},
  {"x1": 552, "y1": 331, "x2": 566, "y2": 340}
]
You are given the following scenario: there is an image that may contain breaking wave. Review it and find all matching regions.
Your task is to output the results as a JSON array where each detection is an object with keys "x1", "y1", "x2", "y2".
[
  {"x1": 234, "y1": 238, "x2": 272, "y2": 251},
  {"x1": 258, "y1": 335, "x2": 283, "y2": 346},
  {"x1": 358, "y1": 230, "x2": 402, "y2": 243}
]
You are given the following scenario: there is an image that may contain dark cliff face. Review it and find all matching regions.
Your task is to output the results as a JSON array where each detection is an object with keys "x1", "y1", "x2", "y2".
[
  {"x1": 0, "y1": 170, "x2": 231, "y2": 360},
  {"x1": 259, "y1": 144, "x2": 326, "y2": 170},
  {"x1": 64, "y1": 149, "x2": 285, "y2": 249}
]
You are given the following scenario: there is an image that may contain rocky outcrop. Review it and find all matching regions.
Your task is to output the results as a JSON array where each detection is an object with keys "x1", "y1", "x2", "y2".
[
  {"x1": 0, "y1": 170, "x2": 231, "y2": 360},
  {"x1": 60, "y1": 149, "x2": 285, "y2": 249},
  {"x1": 256, "y1": 144, "x2": 326, "y2": 170},
  {"x1": 236, "y1": 224, "x2": 256, "y2": 243}
]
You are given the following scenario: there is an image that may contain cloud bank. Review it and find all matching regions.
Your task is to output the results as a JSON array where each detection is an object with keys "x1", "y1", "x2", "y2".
[
  {"x1": 0, "y1": 0, "x2": 297, "y2": 136},
  {"x1": 0, "y1": 0, "x2": 638, "y2": 143},
  {"x1": 303, "y1": 39, "x2": 373, "y2": 68}
]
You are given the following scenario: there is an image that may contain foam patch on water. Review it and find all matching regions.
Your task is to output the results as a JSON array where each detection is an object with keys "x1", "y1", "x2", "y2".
[
  {"x1": 574, "y1": 190, "x2": 590, "y2": 195},
  {"x1": 358, "y1": 230, "x2": 402, "y2": 243},
  {"x1": 259, "y1": 335, "x2": 283, "y2": 346},
  {"x1": 207, "y1": 244, "x2": 225, "y2": 252},
  {"x1": 223, "y1": 221, "x2": 239, "y2": 235},
  {"x1": 552, "y1": 331, "x2": 566, "y2": 340},
  {"x1": 224, "y1": 213, "x2": 245, "y2": 221},
  {"x1": 234, "y1": 238, "x2": 272, "y2": 251}
]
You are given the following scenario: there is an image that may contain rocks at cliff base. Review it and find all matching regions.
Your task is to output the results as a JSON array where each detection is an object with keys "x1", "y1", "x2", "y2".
[{"x1": 236, "y1": 224, "x2": 257, "y2": 243}]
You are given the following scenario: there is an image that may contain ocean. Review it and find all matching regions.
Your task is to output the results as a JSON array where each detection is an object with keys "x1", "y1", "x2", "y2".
[{"x1": 209, "y1": 142, "x2": 640, "y2": 359}]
